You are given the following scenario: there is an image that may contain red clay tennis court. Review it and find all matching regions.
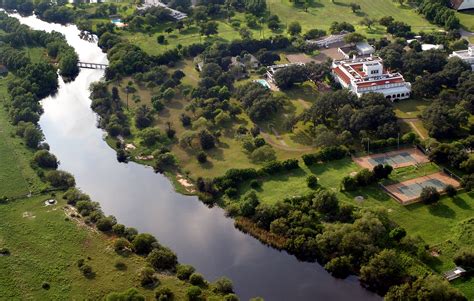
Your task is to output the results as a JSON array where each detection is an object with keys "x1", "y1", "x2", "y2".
[
  {"x1": 353, "y1": 148, "x2": 429, "y2": 169},
  {"x1": 382, "y1": 172, "x2": 461, "y2": 205}
]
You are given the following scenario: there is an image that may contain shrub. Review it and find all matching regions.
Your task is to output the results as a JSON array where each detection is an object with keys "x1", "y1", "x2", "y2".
[
  {"x1": 132, "y1": 233, "x2": 157, "y2": 255},
  {"x1": 147, "y1": 247, "x2": 178, "y2": 271},
  {"x1": 114, "y1": 260, "x2": 127, "y2": 270},
  {"x1": 42, "y1": 282, "x2": 50, "y2": 290},
  {"x1": 250, "y1": 179, "x2": 260, "y2": 189},
  {"x1": 454, "y1": 250, "x2": 474, "y2": 273},
  {"x1": 353, "y1": 169, "x2": 375, "y2": 186},
  {"x1": 33, "y1": 150, "x2": 58, "y2": 169},
  {"x1": 0, "y1": 248, "x2": 10, "y2": 255},
  {"x1": 213, "y1": 277, "x2": 234, "y2": 294},
  {"x1": 197, "y1": 152, "x2": 207, "y2": 163},
  {"x1": 445, "y1": 184, "x2": 457, "y2": 197},
  {"x1": 420, "y1": 186, "x2": 440, "y2": 204},
  {"x1": 389, "y1": 227, "x2": 407, "y2": 242},
  {"x1": 79, "y1": 264, "x2": 94, "y2": 277},
  {"x1": 106, "y1": 288, "x2": 145, "y2": 301},
  {"x1": 189, "y1": 273, "x2": 206, "y2": 286},
  {"x1": 112, "y1": 223, "x2": 126, "y2": 236},
  {"x1": 96, "y1": 216, "x2": 116, "y2": 232},
  {"x1": 45, "y1": 170, "x2": 75, "y2": 188},
  {"x1": 306, "y1": 175, "x2": 318, "y2": 189},
  {"x1": 186, "y1": 286, "x2": 202, "y2": 301},
  {"x1": 114, "y1": 238, "x2": 132, "y2": 253},
  {"x1": 176, "y1": 264, "x2": 195, "y2": 280},
  {"x1": 139, "y1": 267, "x2": 159, "y2": 287},
  {"x1": 324, "y1": 256, "x2": 353, "y2": 278},
  {"x1": 341, "y1": 176, "x2": 357, "y2": 191},
  {"x1": 224, "y1": 294, "x2": 239, "y2": 301},
  {"x1": 63, "y1": 188, "x2": 90, "y2": 205},
  {"x1": 250, "y1": 145, "x2": 276, "y2": 163},
  {"x1": 155, "y1": 287, "x2": 174, "y2": 300}
]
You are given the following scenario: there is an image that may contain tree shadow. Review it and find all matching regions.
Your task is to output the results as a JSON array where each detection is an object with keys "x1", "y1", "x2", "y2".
[
  {"x1": 428, "y1": 202, "x2": 456, "y2": 218},
  {"x1": 452, "y1": 196, "x2": 471, "y2": 210}
]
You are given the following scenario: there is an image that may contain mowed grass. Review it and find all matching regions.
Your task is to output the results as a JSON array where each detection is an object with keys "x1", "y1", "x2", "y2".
[
  {"x1": 266, "y1": 0, "x2": 438, "y2": 37},
  {"x1": 393, "y1": 98, "x2": 429, "y2": 119},
  {"x1": 457, "y1": 9, "x2": 474, "y2": 31},
  {"x1": 0, "y1": 196, "x2": 221, "y2": 300},
  {"x1": 0, "y1": 77, "x2": 45, "y2": 197}
]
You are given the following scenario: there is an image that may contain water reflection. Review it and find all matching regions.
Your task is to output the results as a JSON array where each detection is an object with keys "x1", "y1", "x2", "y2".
[{"x1": 13, "y1": 13, "x2": 380, "y2": 301}]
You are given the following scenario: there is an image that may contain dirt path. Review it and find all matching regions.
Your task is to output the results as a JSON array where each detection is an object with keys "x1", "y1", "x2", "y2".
[{"x1": 399, "y1": 118, "x2": 427, "y2": 140}]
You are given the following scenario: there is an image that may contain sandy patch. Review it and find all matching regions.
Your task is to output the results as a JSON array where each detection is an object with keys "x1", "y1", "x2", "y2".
[
  {"x1": 22, "y1": 212, "x2": 35, "y2": 219},
  {"x1": 176, "y1": 174, "x2": 196, "y2": 193},
  {"x1": 125, "y1": 143, "x2": 136, "y2": 151}
]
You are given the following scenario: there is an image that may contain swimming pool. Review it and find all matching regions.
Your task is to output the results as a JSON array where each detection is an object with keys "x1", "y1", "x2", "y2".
[
  {"x1": 111, "y1": 18, "x2": 122, "y2": 24},
  {"x1": 255, "y1": 79, "x2": 271, "y2": 89}
]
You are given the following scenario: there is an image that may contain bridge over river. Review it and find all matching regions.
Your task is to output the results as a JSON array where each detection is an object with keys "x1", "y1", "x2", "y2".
[{"x1": 77, "y1": 61, "x2": 108, "y2": 69}]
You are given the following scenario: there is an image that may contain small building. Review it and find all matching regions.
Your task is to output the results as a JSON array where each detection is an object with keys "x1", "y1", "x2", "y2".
[
  {"x1": 231, "y1": 54, "x2": 260, "y2": 69},
  {"x1": 266, "y1": 63, "x2": 305, "y2": 83},
  {"x1": 332, "y1": 56, "x2": 412, "y2": 100},
  {"x1": 0, "y1": 64, "x2": 7, "y2": 76},
  {"x1": 444, "y1": 266, "x2": 466, "y2": 281},
  {"x1": 138, "y1": 0, "x2": 187, "y2": 20},
  {"x1": 338, "y1": 41, "x2": 375, "y2": 59},
  {"x1": 451, "y1": 0, "x2": 474, "y2": 10},
  {"x1": 450, "y1": 46, "x2": 474, "y2": 71},
  {"x1": 421, "y1": 44, "x2": 444, "y2": 51}
]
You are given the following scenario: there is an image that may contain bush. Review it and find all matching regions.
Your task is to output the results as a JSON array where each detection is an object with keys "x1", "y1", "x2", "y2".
[
  {"x1": 33, "y1": 150, "x2": 58, "y2": 169},
  {"x1": 213, "y1": 277, "x2": 234, "y2": 294},
  {"x1": 224, "y1": 294, "x2": 239, "y2": 301},
  {"x1": 132, "y1": 233, "x2": 157, "y2": 255},
  {"x1": 250, "y1": 179, "x2": 260, "y2": 189},
  {"x1": 41, "y1": 282, "x2": 50, "y2": 290},
  {"x1": 420, "y1": 186, "x2": 440, "y2": 204},
  {"x1": 250, "y1": 145, "x2": 276, "y2": 163},
  {"x1": 341, "y1": 176, "x2": 357, "y2": 191},
  {"x1": 389, "y1": 227, "x2": 407, "y2": 242},
  {"x1": 186, "y1": 286, "x2": 202, "y2": 301},
  {"x1": 106, "y1": 288, "x2": 145, "y2": 301},
  {"x1": 306, "y1": 175, "x2": 318, "y2": 189},
  {"x1": 155, "y1": 287, "x2": 174, "y2": 300},
  {"x1": 45, "y1": 170, "x2": 76, "y2": 188},
  {"x1": 0, "y1": 248, "x2": 10, "y2": 255},
  {"x1": 139, "y1": 267, "x2": 159, "y2": 287},
  {"x1": 197, "y1": 152, "x2": 207, "y2": 163},
  {"x1": 147, "y1": 247, "x2": 178, "y2": 271},
  {"x1": 114, "y1": 260, "x2": 127, "y2": 270},
  {"x1": 96, "y1": 216, "x2": 116, "y2": 232},
  {"x1": 176, "y1": 264, "x2": 195, "y2": 280},
  {"x1": 445, "y1": 184, "x2": 457, "y2": 197},
  {"x1": 454, "y1": 250, "x2": 474, "y2": 273},
  {"x1": 79, "y1": 264, "x2": 94, "y2": 277},
  {"x1": 189, "y1": 273, "x2": 206, "y2": 286},
  {"x1": 114, "y1": 238, "x2": 132, "y2": 253},
  {"x1": 324, "y1": 256, "x2": 353, "y2": 278},
  {"x1": 354, "y1": 169, "x2": 375, "y2": 186},
  {"x1": 112, "y1": 223, "x2": 126, "y2": 236}
]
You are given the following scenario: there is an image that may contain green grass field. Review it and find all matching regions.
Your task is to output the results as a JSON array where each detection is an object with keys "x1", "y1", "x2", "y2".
[
  {"x1": 457, "y1": 9, "x2": 474, "y2": 31},
  {"x1": 266, "y1": 0, "x2": 438, "y2": 37},
  {"x1": 0, "y1": 77, "x2": 46, "y2": 197},
  {"x1": 237, "y1": 157, "x2": 474, "y2": 295}
]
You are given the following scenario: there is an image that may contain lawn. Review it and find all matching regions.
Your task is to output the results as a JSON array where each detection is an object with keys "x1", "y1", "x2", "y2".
[
  {"x1": 393, "y1": 98, "x2": 429, "y2": 119},
  {"x1": 457, "y1": 9, "x2": 474, "y2": 31},
  {"x1": 381, "y1": 163, "x2": 440, "y2": 185},
  {"x1": 0, "y1": 196, "x2": 221, "y2": 300},
  {"x1": 266, "y1": 0, "x2": 438, "y2": 38},
  {"x1": 0, "y1": 77, "x2": 46, "y2": 198}
]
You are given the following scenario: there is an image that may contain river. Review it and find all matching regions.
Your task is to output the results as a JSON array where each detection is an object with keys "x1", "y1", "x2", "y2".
[{"x1": 12, "y1": 13, "x2": 380, "y2": 301}]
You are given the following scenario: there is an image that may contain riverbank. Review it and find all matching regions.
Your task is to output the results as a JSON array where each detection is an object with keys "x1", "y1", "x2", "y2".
[{"x1": 10, "y1": 12, "x2": 383, "y2": 301}]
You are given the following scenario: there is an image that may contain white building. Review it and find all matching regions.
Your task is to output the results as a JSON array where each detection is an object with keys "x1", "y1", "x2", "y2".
[
  {"x1": 450, "y1": 46, "x2": 474, "y2": 71},
  {"x1": 332, "y1": 57, "x2": 412, "y2": 100},
  {"x1": 307, "y1": 33, "x2": 347, "y2": 47},
  {"x1": 451, "y1": 0, "x2": 474, "y2": 10},
  {"x1": 138, "y1": 0, "x2": 187, "y2": 20}
]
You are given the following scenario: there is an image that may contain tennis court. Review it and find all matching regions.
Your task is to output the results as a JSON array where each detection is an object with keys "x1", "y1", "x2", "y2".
[
  {"x1": 353, "y1": 148, "x2": 429, "y2": 169},
  {"x1": 383, "y1": 172, "x2": 461, "y2": 204}
]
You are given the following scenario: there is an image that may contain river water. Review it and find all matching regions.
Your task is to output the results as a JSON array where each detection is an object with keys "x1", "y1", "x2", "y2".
[{"x1": 12, "y1": 13, "x2": 379, "y2": 301}]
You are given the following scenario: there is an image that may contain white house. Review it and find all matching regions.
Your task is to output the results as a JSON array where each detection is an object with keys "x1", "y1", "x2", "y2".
[
  {"x1": 450, "y1": 46, "x2": 474, "y2": 71},
  {"x1": 451, "y1": 0, "x2": 474, "y2": 10},
  {"x1": 332, "y1": 57, "x2": 412, "y2": 100}
]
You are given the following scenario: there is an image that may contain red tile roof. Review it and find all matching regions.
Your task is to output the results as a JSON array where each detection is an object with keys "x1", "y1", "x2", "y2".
[{"x1": 332, "y1": 67, "x2": 351, "y2": 85}]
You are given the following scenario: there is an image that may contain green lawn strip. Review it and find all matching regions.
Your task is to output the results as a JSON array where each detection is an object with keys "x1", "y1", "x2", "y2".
[
  {"x1": 0, "y1": 195, "x2": 221, "y2": 299},
  {"x1": 381, "y1": 163, "x2": 441, "y2": 185},
  {"x1": 0, "y1": 77, "x2": 45, "y2": 197},
  {"x1": 457, "y1": 9, "x2": 474, "y2": 31},
  {"x1": 393, "y1": 98, "x2": 430, "y2": 119},
  {"x1": 266, "y1": 0, "x2": 438, "y2": 37}
]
